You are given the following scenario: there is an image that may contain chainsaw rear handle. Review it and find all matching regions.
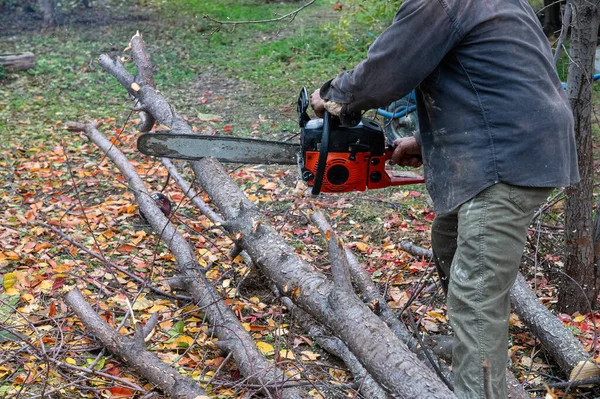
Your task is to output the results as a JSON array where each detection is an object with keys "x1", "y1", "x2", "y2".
[{"x1": 385, "y1": 144, "x2": 423, "y2": 163}]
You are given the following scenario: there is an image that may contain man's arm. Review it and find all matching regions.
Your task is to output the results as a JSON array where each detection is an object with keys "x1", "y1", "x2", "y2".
[{"x1": 320, "y1": 0, "x2": 464, "y2": 119}]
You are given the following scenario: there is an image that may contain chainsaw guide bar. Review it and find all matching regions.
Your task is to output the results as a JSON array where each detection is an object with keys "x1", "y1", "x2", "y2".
[{"x1": 137, "y1": 132, "x2": 300, "y2": 165}]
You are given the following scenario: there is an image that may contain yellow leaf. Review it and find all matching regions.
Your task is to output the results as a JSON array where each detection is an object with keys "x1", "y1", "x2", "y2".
[
  {"x1": 355, "y1": 242, "x2": 369, "y2": 252},
  {"x1": 21, "y1": 293, "x2": 34, "y2": 303},
  {"x1": 5, "y1": 287, "x2": 19, "y2": 296},
  {"x1": 291, "y1": 286, "x2": 301, "y2": 300},
  {"x1": 39, "y1": 280, "x2": 53, "y2": 294},
  {"x1": 3, "y1": 272, "x2": 17, "y2": 290},
  {"x1": 382, "y1": 242, "x2": 395, "y2": 250},
  {"x1": 256, "y1": 341, "x2": 274, "y2": 356},
  {"x1": 427, "y1": 311, "x2": 447, "y2": 323},
  {"x1": 0, "y1": 366, "x2": 11, "y2": 379},
  {"x1": 574, "y1": 315, "x2": 586, "y2": 323},
  {"x1": 249, "y1": 297, "x2": 260, "y2": 304},
  {"x1": 173, "y1": 336, "x2": 194, "y2": 348},
  {"x1": 301, "y1": 350, "x2": 320, "y2": 361},
  {"x1": 147, "y1": 304, "x2": 168, "y2": 313},
  {"x1": 65, "y1": 357, "x2": 77, "y2": 366},
  {"x1": 242, "y1": 323, "x2": 252, "y2": 332},
  {"x1": 279, "y1": 349, "x2": 295, "y2": 360},
  {"x1": 131, "y1": 296, "x2": 153, "y2": 310},
  {"x1": 131, "y1": 230, "x2": 147, "y2": 245}
]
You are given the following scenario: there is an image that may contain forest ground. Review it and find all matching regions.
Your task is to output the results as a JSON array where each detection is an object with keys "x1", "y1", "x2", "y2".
[{"x1": 0, "y1": 1, "x2": 598, "y2": 398}]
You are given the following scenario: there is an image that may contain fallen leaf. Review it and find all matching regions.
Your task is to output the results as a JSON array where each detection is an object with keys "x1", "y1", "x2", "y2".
[
  {"x1": 39, "y1": 280, "x2": 53, "y2": 294},
  {"x1": 116, "y1": 244, "x2": 137, "y2": 254},
  {"x1": 107, "y1": 387, "x2": 135, "y2": 397},
  {"x1": 65, "y1": 357, "x2": 77, "y2": 366},
  {"x1": 3, "y1": 272, "x2": 17, "y2": 291},
  {"x1": 278, "y1": 349, "x2": 295, "y2": 360},
  {"x1": 256, "y1": 341, "x2": 274, "y2": 356},
  {"x1": 355, "y1": 242, "x2": 369, "y2": 252},
  {"x1": 131, "y1": 296, "x2": 153, "y2": 310},
  {"x1": 301, "y1": 350, "x2": 320, "y2": 361},
  {"x1": 173, "y1": 335, "x2": 194, "y2": 349}
]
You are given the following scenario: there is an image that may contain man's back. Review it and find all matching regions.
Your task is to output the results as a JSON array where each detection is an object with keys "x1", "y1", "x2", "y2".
[{"x1": 320, "y1": 0, "x2": 579, "y2": 213}]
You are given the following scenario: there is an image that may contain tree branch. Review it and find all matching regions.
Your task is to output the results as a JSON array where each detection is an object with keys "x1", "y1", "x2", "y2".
[
  {"x1": 64, "y1": 288, "x2": 207, "y2": 399},
  {"x1": 203, "y1": 0, "x2": 315, "y2": 26}
]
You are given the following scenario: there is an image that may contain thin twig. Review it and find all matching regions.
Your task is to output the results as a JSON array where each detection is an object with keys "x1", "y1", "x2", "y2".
[{"x1": 203, "y1": 0, "x2": 315, "y2": 26}]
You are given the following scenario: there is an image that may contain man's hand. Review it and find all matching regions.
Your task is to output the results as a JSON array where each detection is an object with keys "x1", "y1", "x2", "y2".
[
  {"x1": 310, "y1": 89, "x2": 325, "y2": 118},
  {"x1": 390, "y1": 137, "x2": 422, "y2": 167}
]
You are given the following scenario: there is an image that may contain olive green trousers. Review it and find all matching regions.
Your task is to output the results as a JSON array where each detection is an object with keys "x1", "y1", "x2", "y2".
[{"x1": 431, "y1": 183, "x2": 551, "y2": 399}]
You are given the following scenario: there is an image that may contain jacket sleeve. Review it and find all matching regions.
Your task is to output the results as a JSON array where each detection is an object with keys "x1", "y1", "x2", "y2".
[{"x1": 320, "y1": 0, "x2": 465, "y2": 118}]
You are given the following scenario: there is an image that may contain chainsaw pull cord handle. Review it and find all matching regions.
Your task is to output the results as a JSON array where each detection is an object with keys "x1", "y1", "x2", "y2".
[{"x1": 311, "y1": 110, "x2": 331, "y2": 196}]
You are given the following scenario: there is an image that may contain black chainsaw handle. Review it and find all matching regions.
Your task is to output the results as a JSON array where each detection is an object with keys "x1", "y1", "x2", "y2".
[{"x1": 311, "y1": 110, "x2": 331, "y2": 196}]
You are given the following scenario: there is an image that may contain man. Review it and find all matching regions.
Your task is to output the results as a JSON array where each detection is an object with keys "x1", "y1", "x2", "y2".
[{"x1": 311, "y1": 0, "x2": 579, "y2": 398}]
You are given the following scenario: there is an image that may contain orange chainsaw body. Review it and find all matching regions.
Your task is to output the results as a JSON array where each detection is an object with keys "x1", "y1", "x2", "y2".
[{"x1": 303, "y1": 150, "x2": 424, "y2": 193}]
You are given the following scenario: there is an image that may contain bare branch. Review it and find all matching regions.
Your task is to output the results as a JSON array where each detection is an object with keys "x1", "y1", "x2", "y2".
[
  {"x1": 203, "y1": 0, "x2": 315, "y2": 26},
  {"x1": 65, "y1": 289, "x2": 207, "y2": 399}
]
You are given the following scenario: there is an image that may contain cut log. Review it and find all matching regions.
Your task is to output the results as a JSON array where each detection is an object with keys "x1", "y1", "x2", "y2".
[{"x1": 0, "y1": 53, "x2": 35, "y2": 71}]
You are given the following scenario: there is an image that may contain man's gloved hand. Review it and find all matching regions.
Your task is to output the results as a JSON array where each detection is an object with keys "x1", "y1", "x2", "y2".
[
  {"x1": 311, "y1": 89, "x2": 343, "y2": 118},
  {"x1": 310, "y1": 89, "x2": 326, "y2": 118},
  {"x1": 390, "y1": 137, "x2": 423, "y2": 167}
]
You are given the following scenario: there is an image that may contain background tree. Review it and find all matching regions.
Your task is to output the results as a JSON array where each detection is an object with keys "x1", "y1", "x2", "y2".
[
  {"x1": 560, "y1": 0, "x2": 600, "y2": 313},
  {"x1": 38, "y1": 0, "x2": 57, "y2": 27}
]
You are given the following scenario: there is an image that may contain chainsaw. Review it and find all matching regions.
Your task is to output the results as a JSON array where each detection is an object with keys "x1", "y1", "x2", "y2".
[{"x1": 137, "y1": 88, "x2": 424, "y2": 195}]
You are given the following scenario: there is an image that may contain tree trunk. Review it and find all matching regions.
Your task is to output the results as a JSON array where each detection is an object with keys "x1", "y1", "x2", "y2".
[
  {"x1": 560, "y1": 0, "x2": 600, "y2": 314},
  {"x1": 543, "y1": 0, "x2": 562, "y2": 37},
  {"x1": 39, "y1": 0, "x2": 57, "y2": 27},
  {"x1": 0, "y1": 53, "x2": 35, "y2": 71},
  {"x1": 65, "y1": 118, "x2": 306, "y2": 399}
]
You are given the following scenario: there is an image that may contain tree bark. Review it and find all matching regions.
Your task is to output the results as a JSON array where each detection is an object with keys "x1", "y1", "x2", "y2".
[
  {"x1": 192, "y1": 158, "x2": 455, "y2": 398},
  {"x1": 279, "y1": 293, "x2": 390, "y2": 399},
  {"x1": 0, "y1": 53, "x2": 35, "y2": 71},
  {"x1": 561, "y1": 0, "x2": 600, "y2": 314},
  {"x1": 64, "y1": 289, "x2": 208, "y2": 399}
]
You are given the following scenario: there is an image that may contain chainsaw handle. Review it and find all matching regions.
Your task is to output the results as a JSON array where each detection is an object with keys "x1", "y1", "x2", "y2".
[
  {"x1": 385, "y1": 144, "x2": 422, "y2": 164},
  {"x1": 311, "y1": 110, "x2": 331, "y2": 195}
]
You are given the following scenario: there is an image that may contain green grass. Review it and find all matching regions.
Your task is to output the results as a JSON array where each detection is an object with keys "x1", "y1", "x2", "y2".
[{"x1": 0, "y1": 0, "x2": 377, "y2": 145}]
